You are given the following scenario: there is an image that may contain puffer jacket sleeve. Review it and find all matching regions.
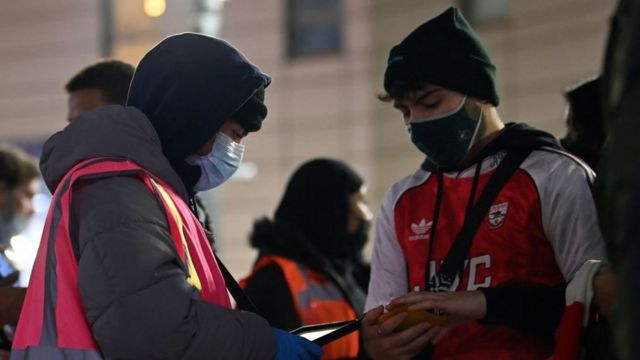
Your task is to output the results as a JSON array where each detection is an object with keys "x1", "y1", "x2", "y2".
[{"x1": 71, "y1": 175, "x2": 276, "y2": 360}]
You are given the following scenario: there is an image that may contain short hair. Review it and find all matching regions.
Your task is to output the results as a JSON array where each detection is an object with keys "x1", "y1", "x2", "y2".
[
  {"x1": 0, "y1": 144, "x2": 39, "y2": 191},
  {"x1": 65, "y1": 60, "x2": 135, "y2": 105}
]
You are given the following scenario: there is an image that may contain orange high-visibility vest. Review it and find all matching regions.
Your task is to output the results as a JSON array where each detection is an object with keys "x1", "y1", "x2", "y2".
[
  {"x1": 243, "y1": 255, "x2": 358, "y2": 359},
  {"x1": 11, "y1": 158, "x2": 231, "y2": 359}
]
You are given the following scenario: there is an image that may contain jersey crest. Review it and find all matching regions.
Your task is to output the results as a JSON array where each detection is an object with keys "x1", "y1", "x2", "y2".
[{"x1": 488, "y1": 201, "x2": 509, "y2": 229}]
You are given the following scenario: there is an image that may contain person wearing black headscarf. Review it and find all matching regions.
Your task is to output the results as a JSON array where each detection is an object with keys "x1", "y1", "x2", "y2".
[
  {"x1": 560, "y1": 76, "x2": 605, "y2": 170},
  {"x1": 362, "y1": 7, "x2": 608, "y2": 360},
  {"x1": 241, "y1": 158, "x2": 373, "y2": 359}
]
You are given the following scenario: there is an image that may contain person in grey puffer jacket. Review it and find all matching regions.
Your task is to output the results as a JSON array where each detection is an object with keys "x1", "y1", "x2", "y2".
[{"x1": 34, "y1": 33, "x2": 322, "y2": 360}]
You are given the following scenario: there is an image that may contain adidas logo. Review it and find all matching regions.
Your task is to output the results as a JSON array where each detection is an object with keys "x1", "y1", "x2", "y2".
[{"x1": 409, "y1": 219, "x2": 432, "y2": 240}]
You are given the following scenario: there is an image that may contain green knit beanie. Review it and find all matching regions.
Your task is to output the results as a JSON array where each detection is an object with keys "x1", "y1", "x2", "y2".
[{"x1": 384, "y1": 7, "x2": 500, "y2": 106}]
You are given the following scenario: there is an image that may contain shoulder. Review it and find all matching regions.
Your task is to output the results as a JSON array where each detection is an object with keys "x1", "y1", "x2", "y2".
[
  {"x1": 73, "y1": 174, "x2": 155, "y2": 207},
  {"x1": 248, "y1": 262, "x2": 288, "y2": 286},
  {"x1": 244, "y1": 262, "x2": 293, "y2": 300},
  {"x1": 383, "y1": 168, "x2": 431, "y2": 211},
  {"x1": 521, "y1": 147, "x2": 595, "y2": 191},
  {"x1": 72, "y1": 174, "x2": 165, "y2": 235}
]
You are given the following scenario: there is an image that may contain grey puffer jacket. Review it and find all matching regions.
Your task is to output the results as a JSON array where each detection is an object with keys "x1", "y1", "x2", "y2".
[{"x1": 40, "y1": 105, "x2": 276, "y2": 360}]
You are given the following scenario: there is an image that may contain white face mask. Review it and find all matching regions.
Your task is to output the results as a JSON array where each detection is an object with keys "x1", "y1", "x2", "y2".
[{"x1": 186, "y1": 132, "x2": 245, "y2": 192}]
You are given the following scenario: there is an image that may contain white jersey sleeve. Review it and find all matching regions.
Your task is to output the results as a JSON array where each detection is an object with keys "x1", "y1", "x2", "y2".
[
  {"x1": 365, "y1": 170, "x2": 430, "y2": 311},
  {"x1": 364, "y1": 189, "x2": 408, "y2": 312},
  {"x1": 523, "y1": 149, "x2": 609, "y2": 280}
]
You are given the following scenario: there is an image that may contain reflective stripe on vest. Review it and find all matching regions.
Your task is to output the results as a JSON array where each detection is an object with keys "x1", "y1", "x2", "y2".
[
  {"x1": 244, "y1": 255, "x2": 359, "y2": 359},
  {"x1": 148, "y1": 178, "x2": 206, "y2": 291},
  {"x1": 11, "y1": 158, "x2": 230, "y2": 359},
  {"x1": 295, "y1": 264, "x2": 344, "y2": 310}
]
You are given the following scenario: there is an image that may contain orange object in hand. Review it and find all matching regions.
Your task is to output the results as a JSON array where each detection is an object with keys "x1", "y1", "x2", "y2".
[{"x1": 377, "y1": 306, "x2": 448, "y2": 331}]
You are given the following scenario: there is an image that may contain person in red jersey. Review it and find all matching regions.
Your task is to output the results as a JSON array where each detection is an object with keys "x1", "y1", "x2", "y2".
[{"x1": 360, "y1": 7, "x2": 608, "y2": 360}]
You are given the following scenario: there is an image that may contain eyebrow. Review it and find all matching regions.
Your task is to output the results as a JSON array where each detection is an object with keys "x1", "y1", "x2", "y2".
[
  {"x1": 233, "y1": 128, "x2": 248, "y2": 139},
  {"x1": 412, "y1": 89, "x2": 441, "y2": 104},
  {"x1": 393, "y1": 88, "x2": 441, "y2": 109}
]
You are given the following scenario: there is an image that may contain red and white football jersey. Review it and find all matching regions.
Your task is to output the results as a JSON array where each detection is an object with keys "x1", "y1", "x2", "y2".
[{"x1": 366, "y1": 148, "x2": 608, "y2": 359}]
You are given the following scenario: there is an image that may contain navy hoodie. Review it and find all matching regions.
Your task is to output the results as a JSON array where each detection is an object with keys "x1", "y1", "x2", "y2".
[{"x1": 127, "y1": 33, "x2": 271, "y2": 190}]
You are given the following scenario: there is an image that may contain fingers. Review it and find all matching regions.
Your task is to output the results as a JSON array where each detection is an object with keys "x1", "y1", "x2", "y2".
[
  {"x1": 407, "y1": 300, "x2": 443, "y2": 312},
  {"x1": 389, "y1": 291, "x2": 486, "y2": 320},
  {"x1": 362, "y1": 306, "x2": 384, "y2": 326},
  {"x1": 392, "y1": 322, "x2": 433, "y2": 357},
  {"x1": 399, "y1": 325, "x2": 446, "y2": 352},
  {"x1": 363, "y1": 313, "x2": 434, "y2": 359},
  {"x1": 378, "y1": 312, "x2": 408, "y2": 335},
  {"x1": 389, "y1": 321, "x2": 431, "y2": 347},
  {"x1": 423, "y1": 326, "x2": 441, "y2": 343},
  {"x1": 431, "y1": 326, "x2": 451, "y2": 344},
  {"x1": 362, "y1": 298, "x2": 461, "y2": 358},
  {"x1": 389, "y1": 291, "x2": 445, "y2": 309},
  {"x1": 390, "y1": 295, "x2": 445, "y2": 314},
  {"x1": 388, "y1": 292, "x2": 432, "y2": 307}
]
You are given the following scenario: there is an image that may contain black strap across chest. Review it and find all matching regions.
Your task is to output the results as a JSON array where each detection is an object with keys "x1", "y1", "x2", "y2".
[{"x1": 431, "y1": 149, "x2": 533, "y2": 291}]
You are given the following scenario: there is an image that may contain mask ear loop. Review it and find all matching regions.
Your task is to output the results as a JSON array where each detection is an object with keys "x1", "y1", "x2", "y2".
[{"x1": 464, "y1": 101, "x2": 485, "y2": 154}]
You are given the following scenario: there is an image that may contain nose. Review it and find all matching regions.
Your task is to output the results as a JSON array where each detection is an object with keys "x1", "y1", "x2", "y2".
[
  {"x1": 18, "y1": 196, "x2": 35, "y2": 219},
  {"x1": 23, "y1": 201, "x2": 35, "y2": 218},
  {"x1": 406, "y1": 106, "x2": 432, "y2": 125},
  {"x1": 360, "y1": 203, "x2": 373, "y2": 222}
]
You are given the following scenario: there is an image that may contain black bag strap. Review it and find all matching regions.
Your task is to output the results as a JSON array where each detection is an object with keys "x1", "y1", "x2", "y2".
[
  {"x1": 433, "y1": 149, "x2": 533, "y2": 291},
  {"x1": 214, "y1": 253, "x2": 262, "y2": 315}
]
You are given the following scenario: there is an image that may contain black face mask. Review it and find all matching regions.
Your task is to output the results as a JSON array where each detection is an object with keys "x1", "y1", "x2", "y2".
[
  {"x1": 408, "y1": 97, "x2": 483, "y2": 169},
  {"x1": 343, "y1": 220, "x2": 370, "y2": 259}
]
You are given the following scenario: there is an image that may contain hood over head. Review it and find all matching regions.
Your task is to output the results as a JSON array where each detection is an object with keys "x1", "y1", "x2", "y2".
[
  {"x1": 250, "y1": 159, "x2": 365, "y2": 260},
  {"x1": 127, "y1": 33, "x2": 271, "y2": 190}
]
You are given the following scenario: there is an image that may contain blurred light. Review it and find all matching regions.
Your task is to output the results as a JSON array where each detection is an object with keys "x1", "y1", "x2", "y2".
[
  {"x1": 144, "y1": 0, "x2": 166, "y2": 18},
  {"x1": 33, "y1": 193, "x2": 50, "y2": 213},
  {"x1": 11, "y1": 215, "x2": 44, "y2": 286},
  {"x1": 4, "y1": 248, "x2": 18, "y2": 263},
  {"x1": 5, "y1": 235, "x2": 29, "y2": 262},
  {"x1": 199, "y1": 12, "x2": 222, "y2": 35},
  {"x1": 203, "y1": 0, "x2": 226, "y2": 12},
  {"x1": 231, "y1": 162, "x2": 258, "y2": 181},
  {"x1": 10, "y1": 235, "x2": 37, "y2": 258}
]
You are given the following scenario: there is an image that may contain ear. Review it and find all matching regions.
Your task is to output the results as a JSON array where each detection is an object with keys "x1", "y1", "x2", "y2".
[
  {"x1": 469, "y1": 96, "x2": 492, "y2": 106},
  {"x1": 472, "y1": 99, "x2": 497, "y2": 116}
]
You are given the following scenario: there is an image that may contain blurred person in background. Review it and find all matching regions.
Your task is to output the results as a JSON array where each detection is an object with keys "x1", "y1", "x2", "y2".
[
  {"x1": 558, "y1": 75, "x2": 619, "y2": 360},
  {"x1": 66, "y1": 58, "x2": 215, "y2": 231},
  {"x1": 241, "y1": 158, "x2": 373, "y2": 359},
  {"x1": 0, "y1": 145, "x2": 39, "y2": 357},
  {"x1": 560, "y1": 76, "x2": 605, "y2": 170},
  {"x1": 0, "y1": 145, "x2": 39, "y2": 285},
  {"x1": 65, "y1": 59, "x2": 135, "y2": 122},
  {"x1": 11, "y1": 33, "x2": 322, "y2": 360},
  {"x1": 361, "y1": 7, "x2": 609, "y2": 359}
]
